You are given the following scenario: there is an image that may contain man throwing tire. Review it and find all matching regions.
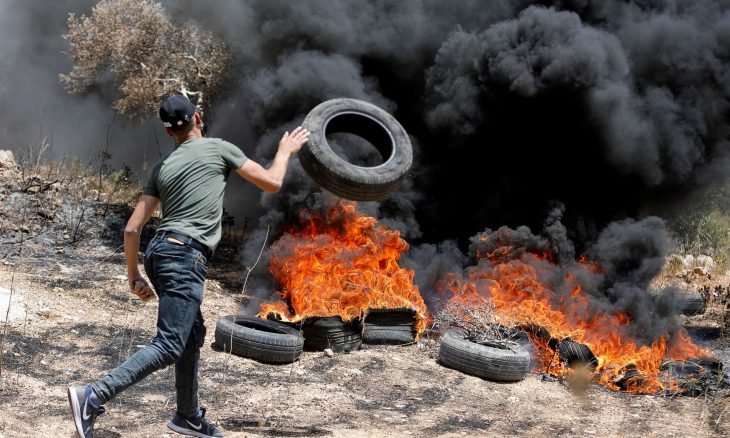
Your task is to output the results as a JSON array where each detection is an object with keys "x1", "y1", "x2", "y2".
[{"x1": 68, "y1": 94, "x2": 309, "y2": 437}]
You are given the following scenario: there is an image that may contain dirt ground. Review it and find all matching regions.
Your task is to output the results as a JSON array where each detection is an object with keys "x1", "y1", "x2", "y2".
[{"x1": 0, "y1": 239, "x2": 728, "y2": 438}]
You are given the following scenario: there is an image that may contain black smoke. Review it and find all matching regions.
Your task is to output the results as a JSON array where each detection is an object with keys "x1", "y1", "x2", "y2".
[{"x1": 162, "y1": 1, "x2": 730, "y2": 250}]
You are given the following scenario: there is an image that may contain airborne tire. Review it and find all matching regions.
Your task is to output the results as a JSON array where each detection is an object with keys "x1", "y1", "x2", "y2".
[
  {"x1": 300, "y1": 98, "x2": 413, "y2": 201},
  {"x1": 438, "y1": 332, "x2": 530, "y2": 382},
  {"x1": 214, "y1": 315, "x2": 304, "y2": 364}
]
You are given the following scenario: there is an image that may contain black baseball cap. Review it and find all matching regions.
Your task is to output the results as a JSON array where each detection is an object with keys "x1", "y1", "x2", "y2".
[{"x1": 159, "y1": 95, "x2": 196, "y2": 129}]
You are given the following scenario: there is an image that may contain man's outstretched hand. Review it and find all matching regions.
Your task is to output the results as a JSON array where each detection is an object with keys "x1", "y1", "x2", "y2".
[{"x1": 279, "y1": 126, "x2": 310, "y2": 155}]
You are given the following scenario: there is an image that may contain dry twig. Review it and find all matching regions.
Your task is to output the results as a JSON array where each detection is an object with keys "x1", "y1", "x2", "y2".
[{"x1": 434, "y1": 300, "x2": 519, "y2": 350}]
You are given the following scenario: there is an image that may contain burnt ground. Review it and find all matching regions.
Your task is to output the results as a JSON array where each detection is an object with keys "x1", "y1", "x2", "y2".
[{"x1": 0, "y1": 159, "x2": 728, "y2": 438}]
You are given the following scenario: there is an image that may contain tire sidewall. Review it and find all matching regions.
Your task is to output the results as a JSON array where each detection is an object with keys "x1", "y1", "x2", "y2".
[{"x1": 438, "y1": 332, "x2": 531, "y2": 382}]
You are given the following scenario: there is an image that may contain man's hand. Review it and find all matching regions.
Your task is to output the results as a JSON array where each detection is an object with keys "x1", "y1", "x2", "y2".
[
  {"x1": 278, "y1": 126, "x2": 309, "y2": 155},
  {"x1": 128, "y1": 274, "x2": 155, "y2": 302},
  {"x1": 235, "y1": 126, "x2": 311, "y2": 192}
]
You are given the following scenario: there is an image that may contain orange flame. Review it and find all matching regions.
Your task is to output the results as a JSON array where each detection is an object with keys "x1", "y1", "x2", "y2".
[
  {"x1": 258, "y1": 201, "x2": 428, "y2": 333},
  {"x1": 439, "y1": 248, "x2": 711, "y2": 394}
]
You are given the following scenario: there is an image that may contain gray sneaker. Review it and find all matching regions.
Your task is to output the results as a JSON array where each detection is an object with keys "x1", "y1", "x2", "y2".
[
  {"x1": 67, "y1": 385, "x2": 105, "y2": 438},
  {"x1": 167, "y1": 407, "x2": 224, "y2": 437}
]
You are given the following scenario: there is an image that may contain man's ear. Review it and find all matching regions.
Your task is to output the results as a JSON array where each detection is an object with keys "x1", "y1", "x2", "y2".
[
  {"x1": 165, "y1": 127, "x2": 174, "y2": 137},
  {"x1": 194, "y1": 113, "x2": 203, "y2": 126}
]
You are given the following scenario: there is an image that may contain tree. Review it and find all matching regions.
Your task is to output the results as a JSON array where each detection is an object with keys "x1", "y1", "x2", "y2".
[{"x1": 60, "y1": 0, "x2": 230, "y2": 119}]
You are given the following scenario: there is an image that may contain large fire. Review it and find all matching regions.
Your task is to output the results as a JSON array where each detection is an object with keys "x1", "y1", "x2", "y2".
[
  {"x1": 438, "y1": 230, "x2": 711, "y2": 394},
  {"x1": 259, "y1": 202, "x2": 710, "y2": 394},
  {"x1": 258, "y1": 201, "x2": 428, "y2": 333}
]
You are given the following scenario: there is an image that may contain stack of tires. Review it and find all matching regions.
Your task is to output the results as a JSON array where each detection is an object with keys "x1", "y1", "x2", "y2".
[
  {"x1": 361, "y1": 308, "x2": 417, "y2": 345},
  {"x1": 214, "y1": 309, "x2": 422, "y2": 363},
  {"x1": 297, "y1": 316, "x2": 363, "y2": 353},
  {"x1": 214, "y1": 315, "x2": 364, "y2": 363}
]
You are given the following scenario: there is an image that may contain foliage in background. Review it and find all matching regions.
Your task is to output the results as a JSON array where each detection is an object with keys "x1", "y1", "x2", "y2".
[
  {"x1": 60, "y1": 0, "x2": 231, "y2": 119},
  {"x1": 9, "y1": 144, "x2": 143, "y2": 246},
  {"x1": 662, "y1": 181, "x2": 730, "y2": 268}
]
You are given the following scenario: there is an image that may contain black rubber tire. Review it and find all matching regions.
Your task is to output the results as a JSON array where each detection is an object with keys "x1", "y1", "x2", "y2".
[
  {"x1": 650, "y1": 290, "x2": 706, "y2": 316},
  {"x1": 362, "y1": 327, "x2": 414, "y2": 344},
  {"x1": 674, "y1": 291, "x2": 706, "y2": 316},
  {"x1": 438, "y1": 332, "x2": 531, "y2": 382},
  {"x1": 299, "y1": 316, "x2": 363, "y2": 353},
  {"x1": 214, "y1": 315, "x2": 304, "y2": 364},
  {"x1": 557, "y1": 338, "x2": 598, "y2": 371},
  {"x1": 300, "y1": 98, "x2": 413, "y2": 201},
  {"x1": 362, "y1": 309, "x2": 416, "y2": 345}
]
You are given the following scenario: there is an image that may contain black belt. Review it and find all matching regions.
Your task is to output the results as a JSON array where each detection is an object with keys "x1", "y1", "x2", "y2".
[{"x1": 157, "y1": 231, "x2": 212, "y2": 259}]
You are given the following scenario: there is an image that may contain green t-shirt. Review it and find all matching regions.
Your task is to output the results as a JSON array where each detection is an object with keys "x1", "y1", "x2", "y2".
[{"x1": 144, "y1": 137, "x2": 248, "y2": 252}]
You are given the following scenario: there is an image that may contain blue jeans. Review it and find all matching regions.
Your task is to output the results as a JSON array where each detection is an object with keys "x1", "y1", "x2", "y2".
[{"x1": 91, "y1": 233, "x2": 208, "y2": 416}]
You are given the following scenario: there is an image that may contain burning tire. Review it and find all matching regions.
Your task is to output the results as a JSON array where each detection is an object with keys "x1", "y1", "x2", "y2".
[
  {"x1": 362, "y1": 309, "x2": 416, "y2": 345},
  {"x1": 557, "y1": 338, "x2": 598, "y2": 371},
  {"x1": 214, "y1": 315, "x2": 304, "y2": 364},
  {"x1": 299, "y1": 316, "x2": 363, "y2": 353},
  {"x1": 438, "y1": 332, "x2": 530, "y2": 382},
  {"x1": 300, "y1": 98, "x2": 413, "y2": 201}
]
